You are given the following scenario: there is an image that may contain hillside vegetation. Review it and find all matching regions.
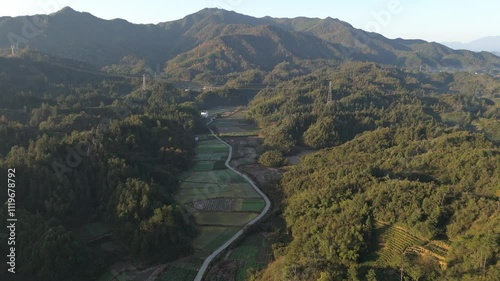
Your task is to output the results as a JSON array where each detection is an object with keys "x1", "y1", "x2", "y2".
[{"x1": 247, "y1": 62, "x2": 499, "y2": 281}]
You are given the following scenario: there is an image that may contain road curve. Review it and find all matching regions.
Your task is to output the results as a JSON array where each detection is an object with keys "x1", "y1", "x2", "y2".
[{"x1": 193, "y1": 119, "x2": 272, "y2": 281}]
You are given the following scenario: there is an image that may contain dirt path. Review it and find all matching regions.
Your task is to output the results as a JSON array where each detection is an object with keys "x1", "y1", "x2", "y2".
[{"x1": 193, "y1": 119, "x2": 271, "y2": 281}]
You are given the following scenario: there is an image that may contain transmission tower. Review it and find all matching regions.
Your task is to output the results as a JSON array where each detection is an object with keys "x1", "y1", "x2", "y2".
[
  {"x1": 10, "y1": 45, "x2": 15, "y2": 56},
  {"x1": 327, "y1": 81, "x2": 333, "y2": 104}
]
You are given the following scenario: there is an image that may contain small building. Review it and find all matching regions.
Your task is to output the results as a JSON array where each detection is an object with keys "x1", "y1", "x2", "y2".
[{"x1": 201, "y1": 111, "x2": 209, "y2": 119}]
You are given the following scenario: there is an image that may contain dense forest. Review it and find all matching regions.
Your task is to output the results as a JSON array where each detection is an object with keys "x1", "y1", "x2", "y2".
[
  {"x1": 0, "y1": 51, "x2": 215, "y2": 281},
  {"x1": 248, "y1": 62, "x2": 500, "y2": 280},
  {"x1": 249, "y1": 62, "x2": 500, "y2": 153}
]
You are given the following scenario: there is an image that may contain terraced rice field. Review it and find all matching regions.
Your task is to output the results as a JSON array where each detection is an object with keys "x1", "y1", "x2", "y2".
[{"x1": 370, "y1": 221, "x2": 448, "y2": 267}]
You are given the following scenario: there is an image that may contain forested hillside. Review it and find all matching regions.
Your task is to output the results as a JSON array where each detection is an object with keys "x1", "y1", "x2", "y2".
[
  {"x1": 254, "y1": 128, "x2": 499, "y2": 281},
  {"x1": 247, "y1": 62, "x2": 499, "y2": 281},
  {"x1": 0, "y1": 53, "x2": 208, "y2": 281},
  {"x1": 249, "y1": 62, "x2": 500, "y2": 153}
]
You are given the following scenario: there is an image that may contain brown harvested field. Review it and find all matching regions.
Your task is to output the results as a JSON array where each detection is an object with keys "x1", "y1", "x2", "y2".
[{"x1": 223, "y1": 136, "x2": 282, "y2": 187}]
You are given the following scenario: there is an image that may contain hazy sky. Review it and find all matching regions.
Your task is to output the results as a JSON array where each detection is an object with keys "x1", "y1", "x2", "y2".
[{"x1": 1, "y1": 0, "x2": 498, "y2": 43}]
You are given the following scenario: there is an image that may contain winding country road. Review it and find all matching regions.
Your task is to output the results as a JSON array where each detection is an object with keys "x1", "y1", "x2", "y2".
[{"x1": 193, "y1": 119, "x2": 271, "y2": 281}]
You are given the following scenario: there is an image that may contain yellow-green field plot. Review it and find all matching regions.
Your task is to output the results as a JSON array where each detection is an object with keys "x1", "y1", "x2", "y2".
[{"x1": 234, "y1": 198, "x2": 266, "y2": 212}]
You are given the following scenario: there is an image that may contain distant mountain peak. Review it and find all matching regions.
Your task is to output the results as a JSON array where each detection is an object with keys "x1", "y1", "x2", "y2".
[
  {"x1": 442, "y1": 36, "x2": 500, "y2": 53},
  {"x1": 197, "y1": 7, "x2": 237, "y2": 16},
  {"x1": 324, "y1": 16, "x2": 338, "y2": 21},
  {"x1": 50, "y1": 6, "x2": 99, "y2": 21},
  {"x1": 201, "y1": 7, "x2": 228, "y2": 12},
  {"x1": 53, "y1": 6, "x2": 78, "y2": 15}
]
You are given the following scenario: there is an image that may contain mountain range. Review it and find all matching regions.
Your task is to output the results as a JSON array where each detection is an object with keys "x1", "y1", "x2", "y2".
[
  {"x1": 443, "y1": 36, "x2": 500, "y2": 55},
  {"x1": 1, "y1": 7, "x2": 499, "y2": 84}
]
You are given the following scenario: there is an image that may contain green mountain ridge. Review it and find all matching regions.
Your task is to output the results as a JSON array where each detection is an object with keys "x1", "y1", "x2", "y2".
[
  {"x1": 1, "y1": 7, "x2": 499, "y2": 84},
  {"x1": 165, "y1": 24, "x2": 344, "y2": 80}
]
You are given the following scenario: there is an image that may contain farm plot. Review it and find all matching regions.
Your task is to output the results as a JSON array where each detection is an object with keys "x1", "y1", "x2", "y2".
[
  {"x1": 183, "y1": 170, "x2": 247, "y2": 185},
  {"x1": 193, "y1": 226, "x2": 240, "y2": 252},
  {"x1": 424, "y1": 241, "x2": 449, "y2": 257},
  {"x1": 176, "y1": 184, "x2": 240, "y2": 204},
  {"x1": 210, "y1": 107, "x2": 260, "y2": 137},
  {"x1": 209, "y1": 152, "x2": 228, "y2": 161},
  {"x1": 368, "y1": 222, "x2": 448, "y2": 267},
  {"x1": 370, "y1": 223, "x2": 423, "y2": 265},
  {"x1": 176, "y1": 179, "x2": 261, "y2": 204},
  {"x1": 192, "y1": 161, "x2": 216, "y2": 172},
  {"x1": 208, "y1": 106, "x2": 241, "y2": 115},
  {"x1": 234, "y1": 198, "x2": 266, "y2": 212},
  {"x1": 184, "y1": 198, "x2": 237, "y2": 213},
  {"x1": 194, "y1": 212, "x2": 257, "y2": 226},
  {"x1": 193, "y1": 153, "x2": 228, "y2": 162},
  {"x1": 194, "y1": 144, "x2": 228, "y2": 154},
  {"x1": 216, "y1": 119, "x2": 259, "y2": 136},
  {"x1": 194, "y1": 153, "x2": 212, "y2": 161},
  {"x1": 229, "y1": 234, "x2": 273, "y2": 281},
  {"x1": 210, "y1": 169, "x2": 248, "y2": 183},
  {"x1": 183, "y1": 170, "x2": 229, "y2": 183},
  {"x1": 234, "y1": 182, "x2": 261, "y2": 198},
  {"x1": 157, "y1": 266, "x2": 197, "y2": 281}
]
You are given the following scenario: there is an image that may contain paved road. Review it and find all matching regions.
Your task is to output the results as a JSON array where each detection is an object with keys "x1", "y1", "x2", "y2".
[{"x1": 193, "y1": 119, "x2": 272, "y2": 281}]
